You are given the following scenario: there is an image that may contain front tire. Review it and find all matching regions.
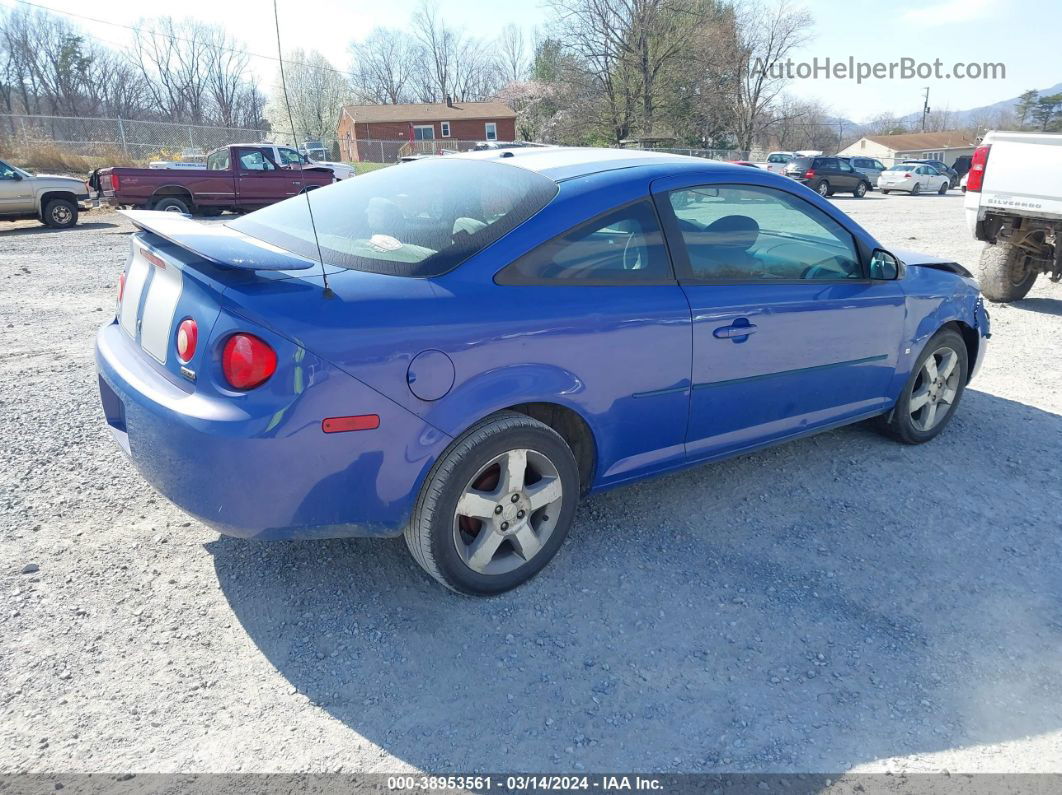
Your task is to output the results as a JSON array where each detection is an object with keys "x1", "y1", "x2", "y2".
[
  {"x1": 911, "y1": 182, "x2": 921, "y2": 195},
  {"x1": 878, "y1": 328, "x2": 968, "y2": 444},
  {"x1": 854, "y1": 181, "x2": 868, "y2": 197},
  {"x1": 978, "y1": 241, "x2": 1038, "y2": 302},
  {"x1": 42, "y1": 198, "x2": 78, "y2": 228},
  {"x1": 405, "y1": 411, "x2": 579, "y2": 595},
  {"x1": 815, "y1": 180, "x2": 830, "y2": 197}
]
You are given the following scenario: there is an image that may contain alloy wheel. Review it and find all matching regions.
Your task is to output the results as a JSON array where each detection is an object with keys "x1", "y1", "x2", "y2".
[
  {"x1": 452, "y1": 448, "x2": 564, "y2": 576},
  {"x1": 909, "y1": 345, "x2": 961, "y2": 432}
]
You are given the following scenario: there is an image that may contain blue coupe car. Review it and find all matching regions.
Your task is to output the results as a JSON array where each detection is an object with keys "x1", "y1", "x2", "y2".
[{"x1": 95, "y1": 147, "x2": 989, "y2": 594}]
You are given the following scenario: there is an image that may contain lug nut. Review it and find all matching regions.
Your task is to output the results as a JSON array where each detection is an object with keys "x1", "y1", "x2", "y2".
[
  {"x1": 494, "y1": 505, "x2": 503, "y2": 514},
  {"x1": 511, "y1": 494, "x2": 519, "y2": 503},
  {"x1": 501, "y1": 522, "x2": 509, "y2": 531},
  {"x1": 517, "y1": 510, "x2": 525, "y2": 519}
]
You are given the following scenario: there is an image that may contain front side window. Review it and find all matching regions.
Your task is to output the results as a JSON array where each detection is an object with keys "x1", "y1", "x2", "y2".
[
  {"x1": 229, "y1": 158, "x2": 558, "y2": 277},
  {"x1": 277, "y1": 147, "x2": 305, "y2": 165},
  {"x1": 496, "y1": 200, "x2": 672, "y2": 285},
  {"x1": 666, "y1": 184, "x2": 862, "y2": 282},
  {"x1": 485, "y1": 122, "x2": 498, "y2": 141},
  {"x1": 0, "y1": 160, "x2": 18, "y2": 180},
  {"x1": 238, "y1": 150, "x2": 275, "y2": 171}
]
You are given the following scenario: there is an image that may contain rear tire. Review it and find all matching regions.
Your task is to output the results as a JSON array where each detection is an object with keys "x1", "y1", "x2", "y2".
[
  {"x1": 881, "y1": 189, "x2": 890, "y2": 195},
  {"x1": 853, "y1": 181, "x2": 868, "y2": 197},
  {"x1": 405, "y1": 411, "x2": 579, "y2": 595},
  {"x1": 815, "y1": 180, "x2": 830, "y2": 197},
  {"x1": 878, "y1": 328, "x2": 968, "y2": 445},
  {"x1": 153, "y1": 196, "x2": 191, "y2": 214},
  {"x1": 978, "y1": 241, "x2": 1038, "y2": 302},
  {"x1": 41, "y1": 198, "x2": 78, "y2": 228},
  {"x1": 937, "y1": 181, "x2": 948, "y2": 195},
  {"x1": 911, "y1": 183, "x2": 921, "y2": 195}
]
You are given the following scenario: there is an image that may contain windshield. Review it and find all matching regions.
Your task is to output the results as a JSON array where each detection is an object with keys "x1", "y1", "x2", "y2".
[
  {"x1": 0, "y1": 160, "x2": 30, "y2": 178},
  {"x1": 228, "y1": 158, "x2": 558, "y2": 277}
]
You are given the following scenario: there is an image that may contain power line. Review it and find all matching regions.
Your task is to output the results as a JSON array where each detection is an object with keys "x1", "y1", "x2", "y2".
[{"x1": 9, "y1": 0, "x2": 352, "y2": 78}]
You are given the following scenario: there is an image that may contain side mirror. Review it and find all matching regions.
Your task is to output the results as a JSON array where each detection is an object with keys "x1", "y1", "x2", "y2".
[{"x1": 869, "y1": 249, "x2": 901, "y2": 280}]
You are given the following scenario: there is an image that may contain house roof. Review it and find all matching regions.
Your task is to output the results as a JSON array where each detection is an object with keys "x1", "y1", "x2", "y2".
[
  {"x1": 342, "y1": 101, "x2": 516, "y2": 123},
  {"x1": 860, "y1": 131, "x2": 977, "y2": 152}
]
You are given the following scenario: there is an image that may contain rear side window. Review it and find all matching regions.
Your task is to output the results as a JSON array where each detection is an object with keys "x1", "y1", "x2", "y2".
[
  {"x1": 496, "y1": 200, "x2": 672, "y2": 285},
  {"x1": 229, "y1": 159, "x2": 558, "y2": 277}
]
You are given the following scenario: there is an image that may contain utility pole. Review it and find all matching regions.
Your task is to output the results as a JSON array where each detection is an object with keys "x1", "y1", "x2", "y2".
[{"x1": 921, "y1": 87, "x2": 931, "y2": 132}]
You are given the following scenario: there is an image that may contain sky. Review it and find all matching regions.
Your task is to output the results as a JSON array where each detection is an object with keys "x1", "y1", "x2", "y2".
[{"x1": 1, "y1": 0, "x2": 1057, "y2": 122}]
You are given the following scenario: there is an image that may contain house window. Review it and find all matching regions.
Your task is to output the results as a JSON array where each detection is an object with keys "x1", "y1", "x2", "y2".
[
  {"x1": 441, "y1": 121, "x2": 451, "y2": 138},
  {"x1": 413, "y1": 125, "x2": 435, "y2": 141},
  {"x1": 860, "y1": 139, "x2": 865, "y2": 149},
  {"x1": 923, "y1": 150, "x2": 944, "y2": 160},
  {"x1": 485, "y1": 122, "x2": 498, "y2": 141}
]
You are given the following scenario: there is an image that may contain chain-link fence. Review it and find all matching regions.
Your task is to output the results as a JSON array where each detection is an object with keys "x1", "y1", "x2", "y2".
[
  {"x1": 2, "y1": 113, "x2": 763, "y2": 169},
  {"x1": 0, "y1": 113, "x2": 269, "y2": 162}
]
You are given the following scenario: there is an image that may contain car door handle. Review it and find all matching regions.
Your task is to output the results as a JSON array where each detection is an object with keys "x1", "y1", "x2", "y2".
[{"x1": 713, "y1": 319, "x2": 758, "y2": 340}]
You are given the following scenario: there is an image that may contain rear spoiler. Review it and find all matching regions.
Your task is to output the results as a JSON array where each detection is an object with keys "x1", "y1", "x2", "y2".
[{"x1": 120, "y1": 210, "x2": 316, "y2": 271}]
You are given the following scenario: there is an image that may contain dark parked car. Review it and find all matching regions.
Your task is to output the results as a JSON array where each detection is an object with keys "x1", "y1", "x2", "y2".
[
  {"x1": 783, "y1": 156, "x2": 872, "y2": 197},
  {"x1": 951, "y1": 155, "x2": 972, "y2": 179},
  {"x1": 839, "y1": 156, "x2": 887, "y2": 187},
  {"x1": 900, "y1": 159, "x2": 959, "y2": 188}
]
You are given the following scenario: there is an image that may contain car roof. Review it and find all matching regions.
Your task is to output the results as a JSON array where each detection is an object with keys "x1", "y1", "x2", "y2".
[{"x1": 448, "y1": 146, "x2": 741, "y2": 181}]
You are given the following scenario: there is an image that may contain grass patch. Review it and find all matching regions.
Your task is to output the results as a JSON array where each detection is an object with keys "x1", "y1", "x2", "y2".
[
  {"x1": 0, "y1": 142, "x2": 141, "y2": 176},
  {"x1": 354, "y1": 161, "x2": 392, "y2": 174}
]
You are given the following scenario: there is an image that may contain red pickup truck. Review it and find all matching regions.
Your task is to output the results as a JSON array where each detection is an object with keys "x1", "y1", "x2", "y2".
[{"x1": 98, "y1": 143, "x2": 335, "y2": 216}]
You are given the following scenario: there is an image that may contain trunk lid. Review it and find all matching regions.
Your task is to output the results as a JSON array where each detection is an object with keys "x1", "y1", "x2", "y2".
[{"x1": 115, "y1": 211, "x2": 336, "y2": 386}]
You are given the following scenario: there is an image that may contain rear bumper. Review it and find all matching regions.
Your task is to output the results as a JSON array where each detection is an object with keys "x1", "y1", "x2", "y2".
[{"x1": 94, "y1": 320, "x2": 451, "y2": 540}]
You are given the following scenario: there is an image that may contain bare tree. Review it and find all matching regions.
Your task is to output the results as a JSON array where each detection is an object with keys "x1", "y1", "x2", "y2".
[
  {"x1": 412, "y1": 1, "x2": 454, "y2": 102},
  {"x1": 350, "y1": 28, "x2": 417, "y2": 104},
  {"x1": 130, "y1": 17, "x2": 213, "y2": 123},
  {"x1": 722, "y1": 0, "x2": 812, "y2": 152},
  {"x1": 498, "y1": 24, "x2": 527, "y2": 83},
  {"x1": 266, "y1": 48, "x2": 350, "y2": 143}
]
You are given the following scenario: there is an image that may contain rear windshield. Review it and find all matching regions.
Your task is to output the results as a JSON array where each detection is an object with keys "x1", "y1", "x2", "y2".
[
  {"x1": 786, "y1": 158, "x2": 812, "y2": 169},
  {"x1": 228, "y1": 158, "x2": 558, "y2": 277}
]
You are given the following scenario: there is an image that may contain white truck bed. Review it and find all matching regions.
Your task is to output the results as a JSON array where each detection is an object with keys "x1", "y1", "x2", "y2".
[{"x1": 964, "y1": 130, "x2": 1062, "y2": 235}]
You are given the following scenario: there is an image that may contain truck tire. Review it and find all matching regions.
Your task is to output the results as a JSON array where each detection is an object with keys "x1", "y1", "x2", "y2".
[
  {"x1": 41, "y1": 198, "x2": 78, "y2": 229},
  {"x1": 978, "y1": 241, "x2": 1037, "y2": 302},
  {"x1": 153, "y1": 197, "x2": 191, "y2": 214}
]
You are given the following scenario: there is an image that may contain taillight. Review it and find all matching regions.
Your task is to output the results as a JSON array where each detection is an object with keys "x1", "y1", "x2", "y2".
[
  {"x1": 221, "y1": 333, "x2": 277, "y2": 390},
  {"x1": 967, "y1": 144, "x2": 991, "y2": 192},
  {"x1": 804, "y1": 169, "x2": 815, "y2": 178},
  {"x1": 117, "y1": 273, "x2": 125, "y2": 304},
  {"x1": 110, "y1": 172, "x2": 120, "y2": 191},
  {"x1": 904, "y1": 173, "x2": 912, "y2": 179},
  {"x1": 176, "y1": 318, "x2": 198, "y2": 363}
]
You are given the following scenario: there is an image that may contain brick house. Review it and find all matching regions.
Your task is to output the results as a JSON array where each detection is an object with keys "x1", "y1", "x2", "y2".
[{"x1": 338, "y1": 100, "x2": 517, "y2": 162}]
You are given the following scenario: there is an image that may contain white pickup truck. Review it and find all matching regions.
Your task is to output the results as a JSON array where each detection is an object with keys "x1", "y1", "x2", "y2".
[{"x1": 965, "y1": 130, "x2": 1062, "y2": 301}]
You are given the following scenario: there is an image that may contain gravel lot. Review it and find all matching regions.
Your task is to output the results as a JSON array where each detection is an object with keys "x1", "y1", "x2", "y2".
[{"x1": 1, "y1": 191, "x2": 1060, "y2": 775}]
